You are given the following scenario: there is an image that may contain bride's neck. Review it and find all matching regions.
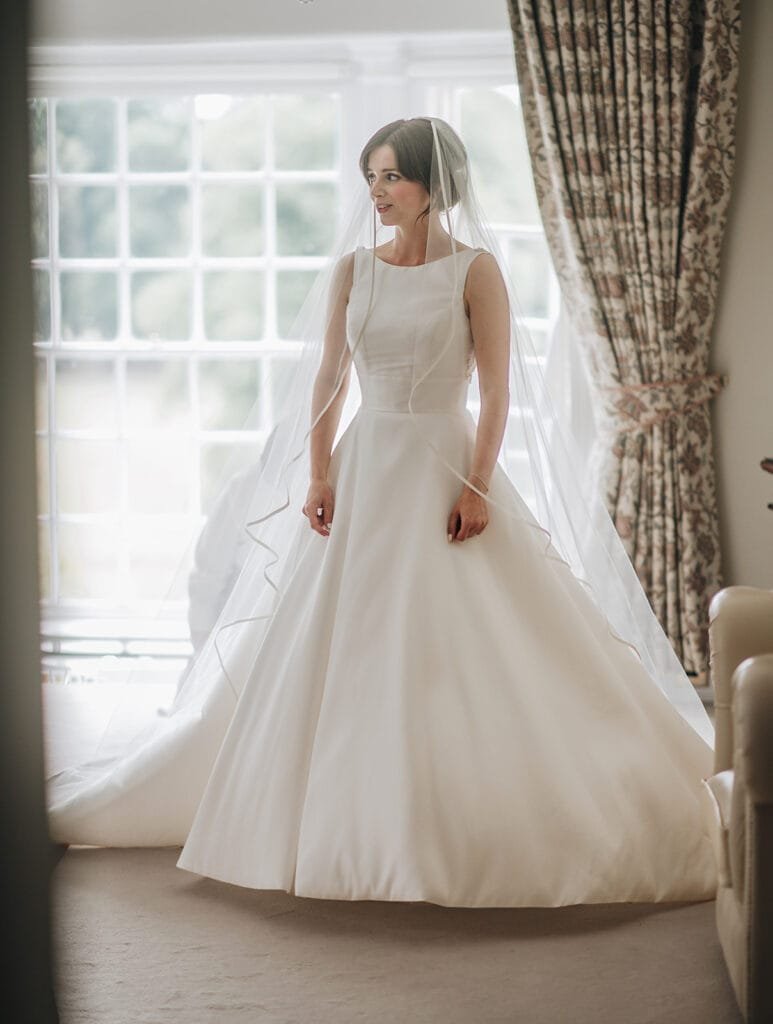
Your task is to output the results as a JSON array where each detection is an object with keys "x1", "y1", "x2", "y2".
[{"x1": 388, "y1": 219, "x2": 454, "y2": 264}]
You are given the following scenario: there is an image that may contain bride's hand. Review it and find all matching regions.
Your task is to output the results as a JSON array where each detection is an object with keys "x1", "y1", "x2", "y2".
[
  {"x1": 302, "y1": 478, "x2": 334, "y2": 537},
  {"x1": 447, "y1": 485, "x2": 489, "y2": 543}
]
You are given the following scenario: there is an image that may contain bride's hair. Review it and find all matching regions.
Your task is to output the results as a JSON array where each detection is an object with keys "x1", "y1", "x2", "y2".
[{"x1": 358, "y1": 117, "x2": 468, "y2": 217}]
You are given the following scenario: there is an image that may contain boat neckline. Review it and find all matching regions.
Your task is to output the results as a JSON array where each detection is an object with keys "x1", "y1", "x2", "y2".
[{"x1": 359, "y1": 245, "x2": 480, "y2": 268}]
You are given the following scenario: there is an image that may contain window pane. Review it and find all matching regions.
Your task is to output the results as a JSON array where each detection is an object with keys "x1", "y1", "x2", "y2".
[
  {"x1": 60, "y1": 272, "x2": 118, "y2": 341},
  {"x1": 32, "y1": 269, "x2": 51, "y2": 342},
  {"x1": 35, "y1": 357, "x2": 48, "y2": 432},
  {"x1": 276, "y1": 182, "x2": 337, "y2": 256},
  {"x1": 200, "y1": 442, "x2": 260, "y2": 515},
  {"x1": 199, "y1": 95, "x2": 266, "y2": 172},
  {"x1": 127, "y1": 517, "x2": 193, "y2": 601},
  {"x1": 128, "y1": 97, "x2": 190, "y2": 172},
  {"x1": 55, "y1": 360, "x2": 117, "y2": 432},
  {"x1": 522, "y1": 325, "x2": 548, "y2": 356},
  {"x1": 126, "y1": 360, "x2": 190, "y2": 433},
  {"x1": 56, "y1": 439, "x2": 121, "y2": 514},
  {"x1": 459, "y1": 86, "x2": 540, "y2": 226},
  {"x1": 127, "y1": 439, "x2": 191, "y2": 514},
  {"x1": 273, "y1": 94, "x2": 338, "y2": 170},
  {"x1": 58, "y1": 521, "x2": 119, "y2": 601},
  {"x1": 508, "y1": 237, "x2": 552, "y2": 319},
  {"x1": 131, "y1": 272, "x2": 192, "y2": 341},
  {"x1": 276, "y1": 270, "x2": 316, "y2": 338},
  {"x1": 38, "y1": 522, "x2": 51, "y2": 602},
  {"x1": 130, "y1": 185, "x2": 190, "y2": 258},
  {"x1": 265, "y1": 355, "x2": 302, "y2": 417},
  {"x1": 504, "y1": 409, "x2": 529, "y2": 449},
  {"x1": 58, "y1": 185, "x2": 117, "y2": 258},
  {"x1": 55, "y1": 98, "x2": 116, "y2": 173},
  {"x1": 201, "y1": 184, "x2": 263, "y2": 257},
  {"x1": 203, "y1": 271, "x2": 263, "y2": 341},
  {"x1": 36, "y1": 437, "x2": 50, "y2": 515},
  {"x1": 30, "y1": 182, "x2": 49, "y2": 259},
  {"x1": 29, "y1": 98, "x2": 48, "y2": 175},
  {"x1": 198, "y1": 360, "x2": 261, "y2": 430}
]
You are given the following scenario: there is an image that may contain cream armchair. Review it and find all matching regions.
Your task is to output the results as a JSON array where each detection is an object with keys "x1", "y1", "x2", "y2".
[{"x1": 702, "y1": 586, "x2": 773, "y2": 1023}]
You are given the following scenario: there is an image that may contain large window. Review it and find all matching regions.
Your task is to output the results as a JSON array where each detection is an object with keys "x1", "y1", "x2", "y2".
[{"x1": 29, "y1": 35, "x2": 560, "y2": 669}]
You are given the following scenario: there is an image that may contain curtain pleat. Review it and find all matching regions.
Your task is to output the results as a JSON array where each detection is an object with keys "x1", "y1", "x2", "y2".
[{"x1": 507, "y1": 0, "x2": 741, "y2": 674}]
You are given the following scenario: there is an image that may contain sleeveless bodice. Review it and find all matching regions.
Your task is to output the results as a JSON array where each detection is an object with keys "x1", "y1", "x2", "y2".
[{"x1": 345, "y1": 245, "x2": 485, "y2": 415}]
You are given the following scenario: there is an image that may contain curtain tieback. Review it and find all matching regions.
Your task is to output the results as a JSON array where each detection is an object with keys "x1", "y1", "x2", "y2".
[{"x1": 597, "y1": 372, "x2": 728, "y2": 434}]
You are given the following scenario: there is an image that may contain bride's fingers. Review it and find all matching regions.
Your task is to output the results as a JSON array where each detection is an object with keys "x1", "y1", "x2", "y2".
[{"x1": 447, "y1": 508, "x2": 460, "y2": 542}]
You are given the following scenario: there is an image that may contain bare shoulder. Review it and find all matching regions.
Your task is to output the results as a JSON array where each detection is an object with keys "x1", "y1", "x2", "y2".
[
  {"x1": 463, "y1": 251, "x2": 508, "y2": 315},
  {"x1": 336, "y1": 249, "x2": 356, "y2": 278},
  {"x1": 467, "y1": 249, "x2": 503, "y2": 281},
  {"x1": 330, "y1": 250, "x2": 356, "y2": 306}
]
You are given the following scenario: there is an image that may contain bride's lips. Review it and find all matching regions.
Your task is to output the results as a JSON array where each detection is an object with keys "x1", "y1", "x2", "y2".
[{"x1": 376, "y1": 204, "x2": 392, "y2": 213}]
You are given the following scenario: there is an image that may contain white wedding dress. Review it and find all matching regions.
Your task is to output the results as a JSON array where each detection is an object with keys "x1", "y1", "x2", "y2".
[{"x1": 49, "y1": 245, "x2": 717, "y2": 908}]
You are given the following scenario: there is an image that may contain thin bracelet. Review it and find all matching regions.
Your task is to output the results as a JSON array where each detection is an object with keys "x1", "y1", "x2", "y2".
[{"x1": 468, "y1": 472, "x2": 489, "y2": 494}]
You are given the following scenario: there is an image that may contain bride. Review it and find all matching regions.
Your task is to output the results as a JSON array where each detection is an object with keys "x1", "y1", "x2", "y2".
[{"x1": 48, "y1": 117, "x2": 717, "y2": 908}]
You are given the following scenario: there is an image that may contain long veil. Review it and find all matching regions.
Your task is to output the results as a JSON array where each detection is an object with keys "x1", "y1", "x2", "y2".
[{"x1": 47, "y1": 116, "x2": 713, "y2": 847}]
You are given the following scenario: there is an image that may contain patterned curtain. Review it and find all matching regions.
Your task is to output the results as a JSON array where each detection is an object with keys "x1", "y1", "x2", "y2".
[{"x1": 506, "y1": 0, "x2": 741, "y2": 675}]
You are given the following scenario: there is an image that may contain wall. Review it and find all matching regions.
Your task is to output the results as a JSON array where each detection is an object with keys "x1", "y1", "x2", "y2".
[
  {"x1": 30, "y1": 0, "x2": 509, "y2": 43},
  {"x1": 711, "y1": 0, "x2": 773, "y2": 587}
]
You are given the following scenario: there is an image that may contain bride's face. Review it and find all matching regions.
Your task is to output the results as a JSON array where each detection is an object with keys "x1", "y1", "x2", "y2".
[{"x1": 365, "y1": 145, "x2": 430, "y2": 227}]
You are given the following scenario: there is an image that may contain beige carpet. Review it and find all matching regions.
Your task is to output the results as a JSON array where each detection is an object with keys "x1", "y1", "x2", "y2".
[{"x1": 52, "y1": 847, "x2": 741, "y2": 1024}]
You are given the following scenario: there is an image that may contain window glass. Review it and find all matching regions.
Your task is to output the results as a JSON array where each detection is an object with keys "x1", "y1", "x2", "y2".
[
  {"x1": 276, "y1": 182, "x2": 338, "y2": 256},
  {"x1": 55, "y1": 360, "x2": 117, "y2": 432},
  {"x1": 30, "y1": 182, "x2": 49, "y2": 259},
  {"x1": 32, "y1": 269, "x2": 51, "y2": 342},
  {"x1": 29, "y1": 98, "x2": 48, "y2": 174},
  {"x1": 199, "y1": 95, "x2": 266, "y2": 171},
  {"x1": 60, "y1": 272, "x2": 118, "y2": 342},
  {"x1": 200, "y1": 442, "x2": 262, "y2": 515},
  {"x1": 127, "y1": 439, "x2": 192, "y2": 514},
  {"x1": 203, "y1": 271, "x2": 263, "y2": 341},
  {"x1": 273, "y1": 93, "x2": 338, "y2": 170},
  {"x1": 130, "y1": 185, "x2": 191, "y2": 258},
  {"x1": 201, "y1": 184, "x2": 263, "y2": 257},
  {"x1": 58, "y1": 185, "x2": 117, "y2": 258},
  {"x1": 126, "y1": 361, "x2": 190, "y2": 434},
  {"x1": 128, "y1": 97, "x2": 191, "y2": 172},
  {"x1": 508, "y1": 236, "x2": 552, "y2": 320},
  {"x1": 459, "y1": 86, "x2": 540, "y2": 226},
  {"x1": 131, "y1": 272, "x2": 192, "y2": 341},
  {"x1": 56, "y1": 98, "x2": 116, "y2": 173},
  {"x1": 58, "y1": 521, "x2": 119, "y2": 600},
  {"x1": 127, "y1": 518, "x2": 194, "y2": 601},
  {"x1": 276, "y1": 271, "x2": 317, "y2": 338},
  {"x1": 198, "y1": 360, "x2": 261, "y2": 430},
  {"x1": 56, "y1": 439, "x2": 120, "y2": 514}
]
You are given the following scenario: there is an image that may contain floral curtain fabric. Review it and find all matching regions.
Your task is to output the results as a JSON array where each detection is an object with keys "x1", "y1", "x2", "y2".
[{"x1": 506, "y1": 0, "x2": 741, "y2": 674}]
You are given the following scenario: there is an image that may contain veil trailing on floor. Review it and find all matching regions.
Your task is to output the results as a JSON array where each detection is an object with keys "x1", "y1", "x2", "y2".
[{"x1": 48, "y1": 116, "x2": 712, "y2": 838}]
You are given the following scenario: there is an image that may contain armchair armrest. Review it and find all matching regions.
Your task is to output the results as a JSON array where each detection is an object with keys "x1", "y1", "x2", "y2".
[
  {"x1": 709, "y1": 587, "x2": 773, "y2": 773},
  {"x1": 735, "y1": 654, "x2": 773, "y2": 805}
]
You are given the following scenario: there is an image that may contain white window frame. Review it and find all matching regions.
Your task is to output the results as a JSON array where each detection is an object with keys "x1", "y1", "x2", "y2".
[{"x1": 28, "y1": 32, "x2": 562, "y2": 661}]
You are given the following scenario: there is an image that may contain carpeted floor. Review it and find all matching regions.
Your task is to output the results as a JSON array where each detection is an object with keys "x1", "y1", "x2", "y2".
[{"x1": 52, "y1": 847, "x2": 742, "y2": 1024}]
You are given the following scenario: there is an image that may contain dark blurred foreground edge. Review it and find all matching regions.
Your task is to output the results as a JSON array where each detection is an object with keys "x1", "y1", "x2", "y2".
[{"x1": 0, "y1": 0, "x2": 60, "y2": 1020}]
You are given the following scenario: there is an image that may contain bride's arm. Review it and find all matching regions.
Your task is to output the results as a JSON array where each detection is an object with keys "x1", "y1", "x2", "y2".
[
  {"x1": 302, "y1": 252, "x2": 354, "y2": 537},
  {"x1": 448, "y1": 253, "x2": 511, "y2": 543},
  {"x1": 465, "y1": 252, "x2": 511, "y2": 488},
  {"x1": 309, "y1": 251, "x2": 355, "y2": 481}
]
